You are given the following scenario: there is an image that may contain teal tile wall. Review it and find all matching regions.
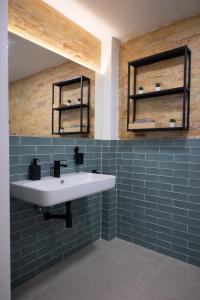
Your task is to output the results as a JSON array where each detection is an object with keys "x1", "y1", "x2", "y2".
[
  {"x1": 101, "y1": 140, "x2": 117, "y2": 240},
  {"x1": 117, "y1": 139, "x2": 200, "y2": 267},
  {"x1": 10, "y1": 136, "x2": 103, "y2": 288},
  {"x1": 10, "y1": 136, "x2": 200, "y2": 288}
]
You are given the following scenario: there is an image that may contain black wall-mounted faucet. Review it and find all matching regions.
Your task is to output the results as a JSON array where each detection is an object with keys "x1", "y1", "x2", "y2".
[{"x1": 54, "y1": 160, "x2": 68, "y2": 177}]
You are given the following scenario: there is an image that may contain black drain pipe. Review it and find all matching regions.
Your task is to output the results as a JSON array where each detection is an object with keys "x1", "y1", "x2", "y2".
[{"x1": 44, "y1": 201, "x2": 72, "y2": 228}]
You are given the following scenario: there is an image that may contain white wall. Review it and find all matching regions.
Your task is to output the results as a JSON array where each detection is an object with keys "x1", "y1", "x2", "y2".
[
  {"x1": 95, "y1": 37, "x2": 119, "y2": 140},
  {"x1": 0, "y1": 1, "x2": 11, "y2": 299}
]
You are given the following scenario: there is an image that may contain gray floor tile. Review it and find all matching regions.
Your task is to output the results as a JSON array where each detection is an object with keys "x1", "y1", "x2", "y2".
[{"x1": 12, "y1": 239, "x2": 200, "y2": 300}]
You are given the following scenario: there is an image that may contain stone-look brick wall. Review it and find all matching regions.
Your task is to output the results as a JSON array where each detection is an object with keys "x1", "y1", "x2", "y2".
[
  {"x1": 9, "y1": 60, "x2": 95, "y2": 138},
  {"x1": 8, "y1": 0, "x2": 101, "y2": 71},
  {"x1": 117, "y1": 138, "x2": 200, "y2": 267},
  {"x1": 119, "y1": 14, "x2": 200, "y2": 139},
  {"x1": 10, "y1": 136, "x2": 103, "y2": 288}
]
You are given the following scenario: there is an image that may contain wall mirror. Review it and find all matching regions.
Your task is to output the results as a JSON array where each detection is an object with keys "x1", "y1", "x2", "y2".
[{"x1": 8, "y1": 32, "x2": 95, "y2": 138}]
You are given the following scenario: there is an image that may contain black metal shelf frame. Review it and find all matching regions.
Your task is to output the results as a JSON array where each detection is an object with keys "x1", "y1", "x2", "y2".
[
  {"x1": 52, "y1": 76, "x2": 90, "y2": 135},
  {"x1": 127, "y1": 45, "x2": 191, "y2": 132}
]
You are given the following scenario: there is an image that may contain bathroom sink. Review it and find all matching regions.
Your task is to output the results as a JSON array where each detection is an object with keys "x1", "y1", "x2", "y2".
[{"x1": 10, "y1": 172, "x2": 115, "y2": 207}]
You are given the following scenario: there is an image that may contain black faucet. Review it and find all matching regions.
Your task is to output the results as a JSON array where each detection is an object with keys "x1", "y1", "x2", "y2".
[{"x1": 54, "y1": 160, "x2": 68, "y2": 177}]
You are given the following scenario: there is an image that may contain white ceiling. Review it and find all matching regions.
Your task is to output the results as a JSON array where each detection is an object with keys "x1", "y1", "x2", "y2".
[
  {"x1": 9, "y1": 32, "x2": 66, "y2": 82},
  {"x1": 44, "y1": 0, "x2": 200, "y2": 41}
]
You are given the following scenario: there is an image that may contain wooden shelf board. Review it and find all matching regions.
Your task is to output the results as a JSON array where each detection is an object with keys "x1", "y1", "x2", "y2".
[
  {"x1": 129, "y1": 126, "x2": 188, "y2": 132},
  {"x1": 130, "y1": 87, "x2": 189, "y2": 100},
  {"x1": 53, "y1": 104, "x2": 88, "y2": 111},
  {"x1": 59, "y1": 131, "x2": 88, "y2": 135}
]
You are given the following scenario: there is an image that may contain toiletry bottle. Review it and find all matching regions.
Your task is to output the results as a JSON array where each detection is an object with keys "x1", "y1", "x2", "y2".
[{"x1": 29, "y1": 158, "x2": 41, "y2": 180}]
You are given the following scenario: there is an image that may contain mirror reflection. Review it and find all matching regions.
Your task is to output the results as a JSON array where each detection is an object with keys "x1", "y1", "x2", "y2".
[{"x1": 9, "y1": 33, "x2": 95, "y2": 138}]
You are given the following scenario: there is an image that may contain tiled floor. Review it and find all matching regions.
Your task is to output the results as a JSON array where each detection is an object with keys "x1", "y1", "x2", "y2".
[{"x1": 12, "y1": 239, "x2": 200, "y2": 300}]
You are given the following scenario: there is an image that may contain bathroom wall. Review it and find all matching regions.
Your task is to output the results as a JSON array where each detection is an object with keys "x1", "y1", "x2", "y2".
[
  {"x1": 116, "y1": 13, "x2": 200, "y2": 267},
  {"x1": 117, "y1": 138, "x2": 200, "y2": 267},
  {"x1": 101, "y1": 140, "x2": 117, "y2": 240},
  {"x1": 10, "y1": 135, "x2": 200, "y2": 289},
  {"x1": 9, "y1": 60, "x2": 95, "y2": 138},
  {"x1": 0, "y1": 1, "x2": 11, "y2": 300},
  {"x1": 9, "y1": 13, "x2": 200, "y2": 291},
  {"x1": 10, "y1": 136, "x2": 104, "y2": 288},
  {"x1": 119, "y1": 13, "x2": 200, "y2": 139}
]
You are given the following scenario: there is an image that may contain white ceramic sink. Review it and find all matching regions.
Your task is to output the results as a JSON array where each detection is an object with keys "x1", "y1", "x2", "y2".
[{"x1": 10, "y1": 172, "x2": 115, "y2": 207}]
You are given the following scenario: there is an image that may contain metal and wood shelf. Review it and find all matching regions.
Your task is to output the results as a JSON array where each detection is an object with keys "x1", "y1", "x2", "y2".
[
  {"x1": 53, "y1": 103, "x2": 88, "y2": 111},
  {"x1": 52, "y1": 76, "x2": 90, "y2": 135},
  {"x1": 127, "y1": 45, "x2": 191, "y2": 132}
]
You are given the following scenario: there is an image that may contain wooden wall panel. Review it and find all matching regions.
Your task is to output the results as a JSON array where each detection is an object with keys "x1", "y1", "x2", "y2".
[
  {"x1": 9, "y1": 60, "x2": 95, "y2": 138},
  {"x1": 8, "y1": 0, "x2": 101, "y2": 71},
  {"x1": 120, "y1": 14, "x2": 200, "y2": 139}
]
